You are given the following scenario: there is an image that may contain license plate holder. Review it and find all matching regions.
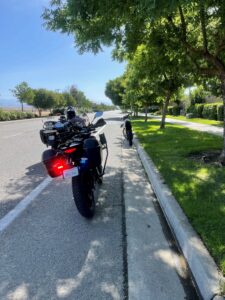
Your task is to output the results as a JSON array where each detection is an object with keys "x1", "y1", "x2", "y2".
[{"x1": 63, "y1": 167, "x2": 79, "y2": 179}]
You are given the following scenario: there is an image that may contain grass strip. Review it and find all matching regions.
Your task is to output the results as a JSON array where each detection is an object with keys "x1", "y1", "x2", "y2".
[
  {"x1": 165, "y1": 115, "x2": 223, "y2": 127},
  {"x1": 133, "y1": 118, "x2": 225, "y2": 276}
]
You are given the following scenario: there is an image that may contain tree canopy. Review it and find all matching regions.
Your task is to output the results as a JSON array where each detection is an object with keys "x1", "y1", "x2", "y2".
[
  {"x1": 43, "y1": 0, "x2": 225, "y2": 159},
  {"x1": 10, "y1": 82, "x2": 113, "y2": 116},
  {"x1": 11, "y1": 82, "x2": 34, "y2": 112},
  {"x1": 105, "y1": 76, "x2": 125, "y2": 107}
]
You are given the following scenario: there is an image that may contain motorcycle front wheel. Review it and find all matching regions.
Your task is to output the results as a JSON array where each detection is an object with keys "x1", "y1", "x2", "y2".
[{"x1": 72, "y1": 170, "x2": 95, "y2": 218}]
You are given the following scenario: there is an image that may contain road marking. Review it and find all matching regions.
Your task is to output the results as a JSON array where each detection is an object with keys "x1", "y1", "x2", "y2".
[
  {"x1": 0, "y1": 125, "x2": 107, "y2": 233},
  {"x1": 0, "y1": 177, "x2": 52, "y2": 233}
]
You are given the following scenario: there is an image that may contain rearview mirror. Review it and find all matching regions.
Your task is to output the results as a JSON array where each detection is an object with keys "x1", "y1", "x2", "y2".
[{"x1": 94, "y1": 118, "x2": 106, "y2": 128}]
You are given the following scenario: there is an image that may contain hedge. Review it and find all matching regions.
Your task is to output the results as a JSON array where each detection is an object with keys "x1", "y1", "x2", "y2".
[
  {"x1": 187, "y1": 102, "x2": 223, "y2": 121},
  {"x1": 167, "y1": 106, "x2": 174, "y2": 115},
  {"x1": 172, "y1": 106, "x2": 180, "y2": 116},
  {"x1": 217, "y1": 104, "x2": 224, "y2": 121},
  {"x1": 0, "y1": 110, "x2": 36, "y2": 121},
  {"x1": 195, "y1": 104, "x2": 204, "y2": 118},
  {"x1": 167, "y1": 106, "x2": 180, "y2": 116},
  {"x1": 202, "y1": 104, "x2": 218, "y2": 120}
]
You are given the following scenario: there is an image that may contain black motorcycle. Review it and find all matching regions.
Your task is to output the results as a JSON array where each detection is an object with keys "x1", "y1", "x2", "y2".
[
  {"x1": 40, "y1": 113, "x2": 108, "y2": 218},
  {"x1": 122, "y1": 113, "x2": 133, "y2": 146}
]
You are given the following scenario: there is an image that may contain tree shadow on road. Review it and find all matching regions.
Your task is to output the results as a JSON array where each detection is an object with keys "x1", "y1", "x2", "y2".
[
  {"x1": 0, "y1": 162, "x2": 46, "y2": 219},
  {"x1": 0, "y1": 163, "x2": 125, "y2": 300}
]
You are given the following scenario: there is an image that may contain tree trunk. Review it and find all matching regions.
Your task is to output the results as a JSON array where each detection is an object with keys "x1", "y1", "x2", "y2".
[
  {"x1": 219, "y1": 77, "x2": 225, "y2": 163},
  {"x1": 21, "y1": 101, "x2": 24, "y2": 112},
  {"x1": 144, "y1": 105, "x2": 148, "y2": 122},
  {"x1": 38, "y1": 108, "x2": 42, "y2": 117},
  {"x1": 160, "y1": 93, "x2": 171, "y2": 129}
]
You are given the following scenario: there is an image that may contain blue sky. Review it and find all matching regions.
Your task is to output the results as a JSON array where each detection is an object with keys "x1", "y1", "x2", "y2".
[{"x1": 0, "y1": 0, "x2": 125, "y2": 105}]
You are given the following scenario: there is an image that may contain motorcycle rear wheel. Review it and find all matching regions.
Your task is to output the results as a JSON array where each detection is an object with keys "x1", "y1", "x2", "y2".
[
  {"x1": 128, "y1": 137, "x2": 133, "y2": 146},
  {"x1": 125, "y1": 129, "x2": 133, "y2": 146},
  {"x1": 72, "y1": 170, "x2": 95, "y2": 218}
]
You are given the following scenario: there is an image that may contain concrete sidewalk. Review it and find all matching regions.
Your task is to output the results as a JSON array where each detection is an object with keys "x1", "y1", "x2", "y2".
[
  {"x1": 151, "y1": 115, "x2": 223, "y2": 137},
  {"x1": 132, "y1": 137, "x2": 225, "y2": 300},
  {"x1": 122, "y1": 142, "x2": 198, "y2": 300}
]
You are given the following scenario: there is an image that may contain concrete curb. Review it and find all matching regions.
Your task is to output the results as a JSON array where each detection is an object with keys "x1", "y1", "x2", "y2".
[{"x1": 134, "y1": 137, "x2": 225, "y2": 300}]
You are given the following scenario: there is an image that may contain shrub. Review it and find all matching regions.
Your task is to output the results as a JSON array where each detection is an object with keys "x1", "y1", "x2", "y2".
[
  {"x1": 0, "y1": 110, "x2": 35, "y2": 121},
  {"x1": 186, "y1": 103, "x2": 224, "y2": 121},
  {"x1": 187, "y1": 105, "x2": 197, "y2": 117},
  {"x1": 202, "y1": 104, "x2": 217, "y2": 120},
  {"x1": 195, "y1": 104, "x2": 204, "y2": 118},
  {"x1": 0, "y1": 111, "x2": 11, "y2": 121},
  {"x1": 148, "y1": 106, "x2": 160, "y2": 113},
  {"x1": 217, "y1": 104, "x2": 224, "y2": 121},
  {"x1": 14, "y1": 111, "x2": 24, "y2": 119},
  {"x1": 52, "y1": 108, "x2": 65, "y2": 115},
  {"x1": 167, "y1": 106, "x2": 173, "y2": 115},
  {"x1": 0, "y1": 109, "x2": 4, "y2": 120},
  {"x1": 9, "y1": 113, "x2": 17, "y2": 120},
  {"x1": 154, "y1": 110, "x2": 161, "y2": 115},
  {"x1": 172, "y1": 106, "x2": 180, "y2": 116},
  {"x1": 25, "y1": 112, "x2": 34, "y2": 119},
  {"x1": 186, "y1": 113, "x2": 195, "y2": 118}
]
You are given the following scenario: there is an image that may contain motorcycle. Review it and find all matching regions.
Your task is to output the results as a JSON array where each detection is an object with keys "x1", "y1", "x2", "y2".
[
  {"x1": 121, "y1": 113, "x2": 133, "y2": 146},
  {"x1": 39, "y1": 112, "x2": 108, "y2": 218}
]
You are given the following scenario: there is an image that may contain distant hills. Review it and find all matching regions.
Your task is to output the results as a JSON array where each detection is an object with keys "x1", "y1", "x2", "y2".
[{"x1": 0, "y1": 99, "x2": 32, "y2": 109}]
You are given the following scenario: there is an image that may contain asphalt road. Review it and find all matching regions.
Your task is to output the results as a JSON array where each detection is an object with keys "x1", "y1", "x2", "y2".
[
  {"x1": 0, "y1": 112, "x2": 125, "y2": 300},
  {"x1": 0, "y1": 111, "x2": 199, "y2": 300},
  {"x1": 0, "y1": 117, "x2": 52, "y2": 219}
]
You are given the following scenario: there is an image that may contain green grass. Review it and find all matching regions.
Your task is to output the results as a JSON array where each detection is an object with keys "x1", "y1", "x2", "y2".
[
  {"x1": 133, "y1": 118, "x2": 225, "y2": 276},
  {"x1": 166, "y1": 115, "x2": 223, "y2": 127}
]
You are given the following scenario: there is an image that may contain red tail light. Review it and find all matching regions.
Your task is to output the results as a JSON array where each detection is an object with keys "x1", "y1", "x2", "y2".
[
  {"x1": 64, "y1": 147, "x2": 77, "y2": 154},
  {"x1": 45, "y1": 156, "x2": 71, "y2": 177},
  {"x1": 53, "y1": 159, "x2": 67, "y2": 172}
]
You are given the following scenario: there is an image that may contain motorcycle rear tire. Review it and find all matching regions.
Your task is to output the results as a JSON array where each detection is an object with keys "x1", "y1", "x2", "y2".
[
  {"x1": 72, "y1": 170, "x2": 95, "y2": 218},
  {"x1": 127, "y1": 130, "x2": 133, "y2": 146}
]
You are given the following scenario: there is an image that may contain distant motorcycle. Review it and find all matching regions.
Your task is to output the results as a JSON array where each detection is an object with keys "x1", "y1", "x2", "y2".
[
  {"x1": 121, "y1": 113, "x2": 133, "y2": 146},
  {"x1": 40, "y1": 112, "x2": 108, "y2": 218}
]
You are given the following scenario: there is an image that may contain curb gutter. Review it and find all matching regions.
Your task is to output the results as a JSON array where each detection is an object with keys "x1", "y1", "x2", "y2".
[{"x1": 134, "y1": 137, "x2": 225, "y2": 300}]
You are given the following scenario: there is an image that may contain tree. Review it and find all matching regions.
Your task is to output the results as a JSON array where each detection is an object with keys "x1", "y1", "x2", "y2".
[
  {"x1": 62, "y1": 92, "x2": 76, "y2": 107},
  {"x1": 11, "y1": 82, "x2": 34, "y2": 112},
  {"x1": 123, "y1": 63, "x2": 157, "y2": 120},
  {"x1": 105, "y1": 76, "x2": 125, "y2": 107},
  {"x1": 69, "y1": 85, "x2": 79, "y2": 104},
  {"x1": 156, "y1": 1, "x2": 225, "y2": 159},
  {"x1": 189, "y1": 85, "x2": 209, "y2": 105},
  {"x1": 32, "y1": 89, "x2": 58, "y2": 116},
  {"x1": 124, "y1": 40, "x2": 191, "y2": 126},
  {"x1": 69, "y1": 85, "x2": 93, "y2": 111},
  {"x1": 204, "y1": 78, "x2": 223, "y2": 98}
]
